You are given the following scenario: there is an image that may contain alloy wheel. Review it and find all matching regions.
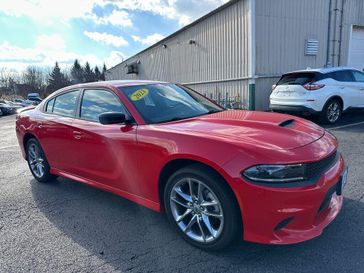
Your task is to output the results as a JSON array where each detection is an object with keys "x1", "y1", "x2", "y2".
[
  {"x1": 28, "y1": 143, "x2": 45, "y2": 178},
  {"x1": 169, "y1": 178, "x2": 224, "y2": 243},
  {"x1": 327, "y1": 102, "x2": 341, "y2": 123}
]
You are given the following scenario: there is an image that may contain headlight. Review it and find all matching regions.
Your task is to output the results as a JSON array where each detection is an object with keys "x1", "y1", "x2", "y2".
[{"x1": 243, "y1": 164, "x2": 306, "y2": 183}]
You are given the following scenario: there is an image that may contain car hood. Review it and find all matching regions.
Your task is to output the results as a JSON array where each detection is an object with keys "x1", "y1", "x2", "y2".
[{"x1": 159, "y1": 110, "x2": 325, "y2": 150}]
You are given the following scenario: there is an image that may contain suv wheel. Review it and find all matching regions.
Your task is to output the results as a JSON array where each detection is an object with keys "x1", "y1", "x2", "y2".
[{"x1": 320, "y1": 99, "x2": 342, "y2": 124}]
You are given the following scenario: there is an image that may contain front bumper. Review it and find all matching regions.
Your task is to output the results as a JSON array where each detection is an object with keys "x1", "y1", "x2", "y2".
[{"x1": 224, "y1": 153, "x2": 345, "y2": 245}]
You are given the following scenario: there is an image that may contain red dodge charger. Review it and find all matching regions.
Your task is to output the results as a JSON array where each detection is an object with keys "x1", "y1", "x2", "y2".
[{"x1": 16, "y1": 81, "x2": 348, "y2": 250}]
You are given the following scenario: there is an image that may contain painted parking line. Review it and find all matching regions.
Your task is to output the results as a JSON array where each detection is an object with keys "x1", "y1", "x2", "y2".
[{"x1": 327, "y1": 121, "x2": 364, "y2": 130}]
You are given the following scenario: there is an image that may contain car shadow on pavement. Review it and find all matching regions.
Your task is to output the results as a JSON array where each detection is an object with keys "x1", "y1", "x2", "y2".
[{"x1": 31, "y1": 177, "x2": 364, "y2": 273}]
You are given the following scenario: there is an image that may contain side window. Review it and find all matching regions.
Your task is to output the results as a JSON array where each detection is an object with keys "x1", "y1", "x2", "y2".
[
  {"x1": 352, "y1": 71, "x2": 364, "y2": 83},
  {"x1": 80, "y1": 89, "x2": 126, "y2": 122},
  {"x1": 45, "y1": 98, "x2": 55, "y2": 113},
  {"x1": 328, "y1": 71, "x2": 355, "y2": 82},
  {"x1": 53, "y1": 90, "x2": 80, "y2": 117}
]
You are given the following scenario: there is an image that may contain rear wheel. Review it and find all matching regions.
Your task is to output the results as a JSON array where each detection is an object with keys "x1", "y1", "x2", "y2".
[
  {"x1": 320, "y1": 99, "x2": 342, "y2": 124},
  {"x1": 26, "y1": 138, "x2": 56, "y2": 182},
  {"x1": 164, "y1": 165, "x2": 241, "y2": 250}
]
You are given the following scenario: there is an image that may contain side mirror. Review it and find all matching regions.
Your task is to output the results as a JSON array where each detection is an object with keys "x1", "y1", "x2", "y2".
[{"x1": 99, "y1": 112, "x2": 131, "y2": 125}]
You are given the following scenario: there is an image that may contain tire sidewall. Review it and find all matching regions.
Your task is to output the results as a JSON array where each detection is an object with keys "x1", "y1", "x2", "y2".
[{"x1": 164, "y1": 166, "x2": 240, "y2": 250}]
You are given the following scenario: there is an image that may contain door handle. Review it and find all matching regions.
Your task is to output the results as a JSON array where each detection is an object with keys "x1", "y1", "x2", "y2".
[
  {"x1": 73, "y1": 130, "x2": 82, "y2": 140},
  {"x1": 360, "y1": 88, "x2": 364, "y2": 91},
  {"x1": 38, "y1": 122, "x2": 43, "y2": 128}
]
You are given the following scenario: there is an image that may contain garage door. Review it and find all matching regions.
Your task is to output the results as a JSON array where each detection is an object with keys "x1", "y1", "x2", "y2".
[{"x1": 348, "y1": 26, "x2": 364, "y2": 71}]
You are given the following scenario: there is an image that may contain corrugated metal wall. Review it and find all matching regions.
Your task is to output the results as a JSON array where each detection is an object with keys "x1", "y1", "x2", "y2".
[
  {"x1": 254, "y1": 0, "x2": 331, "y2": 110},
  {"x1": 106, "y1": 0, "x2": 251, "y2": 108},
  {"x1": 339, "y1": 0, "x2": 364, "y2": 66},
  {"x1": 254, "y1": 0, "x2": 364, "y2": 110},
  {"x1": 107, "y1": 0, "x2": 364, "y2": 111}
]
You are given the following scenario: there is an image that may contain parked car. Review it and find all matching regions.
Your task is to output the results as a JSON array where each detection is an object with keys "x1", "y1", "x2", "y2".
[
  {"x1": 14, "y1": 98, "x2": 25, "y2": 104},
  {"x1": 22, "y1": 97, "x2": 42, "y2": 106},
  {"x1": 0, "y1": 100, "x2": 22, "y2": 116},
  {"x1": 27, "y1": 93, "x2": 41, "y2": 100},
  {"x1": 16, "y1": 81, "x2": 347, "y2": 250},
  {"x1": 270, "y1": 67, "x2": 364, "y2": 124}
]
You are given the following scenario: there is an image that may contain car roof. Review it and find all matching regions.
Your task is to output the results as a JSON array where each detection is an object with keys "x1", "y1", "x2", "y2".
[
  {"x1": 285, "y1": 66, "x2": 360, "y2": 75},
  {"x1": 51, "y1": 80, "x2": 168, "y2": 98},
  {"x1": 79, "y1": 80, "x2": 166, "y2": 88}
]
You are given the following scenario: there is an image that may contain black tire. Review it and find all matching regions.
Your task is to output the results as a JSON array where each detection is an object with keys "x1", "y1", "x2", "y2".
[
  {"x1": 320, "y1": 99, "x2": 342, "y2": 124},
  {"x1": 164, "y1": 164, "x2": 241, "y2": 250},
  {"x1": 26, "y1": 138, "x2": 56, "y2": 183}
]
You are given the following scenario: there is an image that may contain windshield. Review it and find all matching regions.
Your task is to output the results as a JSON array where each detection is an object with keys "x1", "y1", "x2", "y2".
[{"x1": 120, "y1": 83, "x2": 224, "y2": 124}]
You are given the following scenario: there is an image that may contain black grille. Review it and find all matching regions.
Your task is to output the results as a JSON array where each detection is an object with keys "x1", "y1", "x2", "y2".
[{"x1": 306, "y1": 151, "x2": 339, "y2": 180}]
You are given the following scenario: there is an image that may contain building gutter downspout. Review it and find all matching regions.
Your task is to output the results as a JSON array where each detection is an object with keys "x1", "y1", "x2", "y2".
[
  {"x1": 248, "y1": 0, "x2": 256, "y2": 110},
  {"x1": 326, "y1": 0, "x2": 333, "y2": 67},
  {"x1": 338, "y1": 0, "x2": 346, "y2": 66}
]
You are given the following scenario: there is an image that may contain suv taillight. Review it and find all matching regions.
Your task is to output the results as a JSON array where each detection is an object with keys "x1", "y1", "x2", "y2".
[{"x1": 303, "y1": 83, "x2": 325, "y2": 91}]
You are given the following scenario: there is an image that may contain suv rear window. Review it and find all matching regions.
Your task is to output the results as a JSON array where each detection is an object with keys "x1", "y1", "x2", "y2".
[{"x1": 277, "y1": 73, "x2": 318, "y2": 86}]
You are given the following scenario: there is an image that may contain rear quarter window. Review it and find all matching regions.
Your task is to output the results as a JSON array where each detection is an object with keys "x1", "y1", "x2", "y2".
[{"x1": 326, "y1": 71, "x2": 355, "y2": 82}]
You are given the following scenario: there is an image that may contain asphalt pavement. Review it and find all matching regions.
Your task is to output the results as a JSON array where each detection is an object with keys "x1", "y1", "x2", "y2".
[{"x1": 0, "y1": 113, "x2": 363, "y2": 273}]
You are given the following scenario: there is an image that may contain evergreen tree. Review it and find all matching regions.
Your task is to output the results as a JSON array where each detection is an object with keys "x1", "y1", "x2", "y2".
[
  {"x1": 94, "y1": 66, "x2": 101, "y2": 81},
  {"x1": 70, "y1": 59, "x2": 84, "y2": 83},
  {"x1": 100, "y1": 63, "x2": 107, "y2": 81},
  {"x1": 47, "y1": 62, "x2": 69, "y2": 92},
  {"x1": 83, "y1": 62, "x2": 95, "y2": 83}
]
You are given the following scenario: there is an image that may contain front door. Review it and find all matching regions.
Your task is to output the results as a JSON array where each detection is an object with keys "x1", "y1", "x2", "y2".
[{"x1": 67, "y1": 88, "x2": 139, "y2": 193}]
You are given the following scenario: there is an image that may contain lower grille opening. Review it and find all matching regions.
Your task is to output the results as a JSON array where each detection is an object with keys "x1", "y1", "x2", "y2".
[
  {"x1": 274, "y1": 217, "x2": 294, "y2": 231},
  {"x1": 318, "y1": 185, "x2": 337, "y2": 213}
]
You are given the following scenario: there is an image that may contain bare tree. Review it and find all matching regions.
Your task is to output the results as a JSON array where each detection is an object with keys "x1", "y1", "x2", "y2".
[{"x1": 22, "y1": 66, "x2": 44, "y2": 92}]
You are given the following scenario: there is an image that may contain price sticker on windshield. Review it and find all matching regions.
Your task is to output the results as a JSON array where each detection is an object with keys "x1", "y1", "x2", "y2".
[{"x1": 131, "y1": 89, "x2": 149, "y2": 101}]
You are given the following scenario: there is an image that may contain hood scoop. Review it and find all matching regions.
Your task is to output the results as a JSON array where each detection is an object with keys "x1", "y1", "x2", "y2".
[{"x1": 278, "y1": 119, "x2": 296, "y2": 128}]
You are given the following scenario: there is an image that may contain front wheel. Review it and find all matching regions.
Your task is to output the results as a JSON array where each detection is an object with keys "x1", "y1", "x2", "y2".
[
  {"x1": 320, "y1": 99, "x2": 342, "y2": 124},
  {"x1": 26, "y1": 138, "x2": 56, "y2": 183},
  {"x1": 164, "y1": 165, "x2": 241, "y2": 250}
]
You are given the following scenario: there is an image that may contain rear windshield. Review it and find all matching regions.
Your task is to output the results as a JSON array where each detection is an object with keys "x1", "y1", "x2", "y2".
[{"x1": 277, "y1": 72, "x2": 318, "y2": 86}]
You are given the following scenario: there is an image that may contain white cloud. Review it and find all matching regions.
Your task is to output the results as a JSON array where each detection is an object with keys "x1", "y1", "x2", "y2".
[
  {"x1": 0, "y1": 0, "x2": 228, "y2": 27},
  {"x1": 132, "y1": 33, "x2": 165, "y2": 46},
  {"x1": 0, "y1": 39, "x2": 122, "y2": 71},
  {"x1": 0, "y1": 0, "x2": 102, "y2": 22},
  {"x1": 92, "y1": 10, "x2": 133, "y2": 28},
  {"x1": 106, "y1": 0, "x2": 229, "y2": 26},
  {"x1": 105, "y1": 51, "x2": 125, "y2": 68},
  {"x1": 84, "y1": 31, "x2": 129, "y2": 47}
]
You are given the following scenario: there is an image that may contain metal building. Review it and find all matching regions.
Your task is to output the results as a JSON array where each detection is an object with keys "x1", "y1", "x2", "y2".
[{"x1": 106, "y1": 0, "x2": 364, "y2": 110}]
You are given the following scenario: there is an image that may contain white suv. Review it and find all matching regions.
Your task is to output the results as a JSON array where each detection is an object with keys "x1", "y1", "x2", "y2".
[{"x1": 270, "y1": 67, "x2": 364, "y2": 124}]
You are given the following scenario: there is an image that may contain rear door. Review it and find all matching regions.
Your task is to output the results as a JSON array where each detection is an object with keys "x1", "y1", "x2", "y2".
[
  {"x1": 326, "y1": 70, "x2": 363, "y2": 108},
  {"x1": 67, "y1": 88, "x2": 139, "y2": 193},
  {"x1": 351, "y1": 70, "x2": 364, "y2": 107},
  {"x1": 38, "y1": 90, "x2": 80, "y2": 172}
]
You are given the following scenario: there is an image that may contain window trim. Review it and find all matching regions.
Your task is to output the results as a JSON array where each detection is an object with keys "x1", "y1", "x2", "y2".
[
  {"x1": 77, "y1": 88, "x2": 135, "y2": 124},
  {"x1": 45, "y1": 98, "x2": 55, "y2": 113},
  {"x1": 42, "y1": 89, "x2": 81, "y2": 118}
]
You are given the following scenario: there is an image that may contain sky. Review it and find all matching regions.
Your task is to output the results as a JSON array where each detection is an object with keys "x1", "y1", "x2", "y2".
[{"x1": 0, "y1": 0, "x2": 228, "y2": 71}]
